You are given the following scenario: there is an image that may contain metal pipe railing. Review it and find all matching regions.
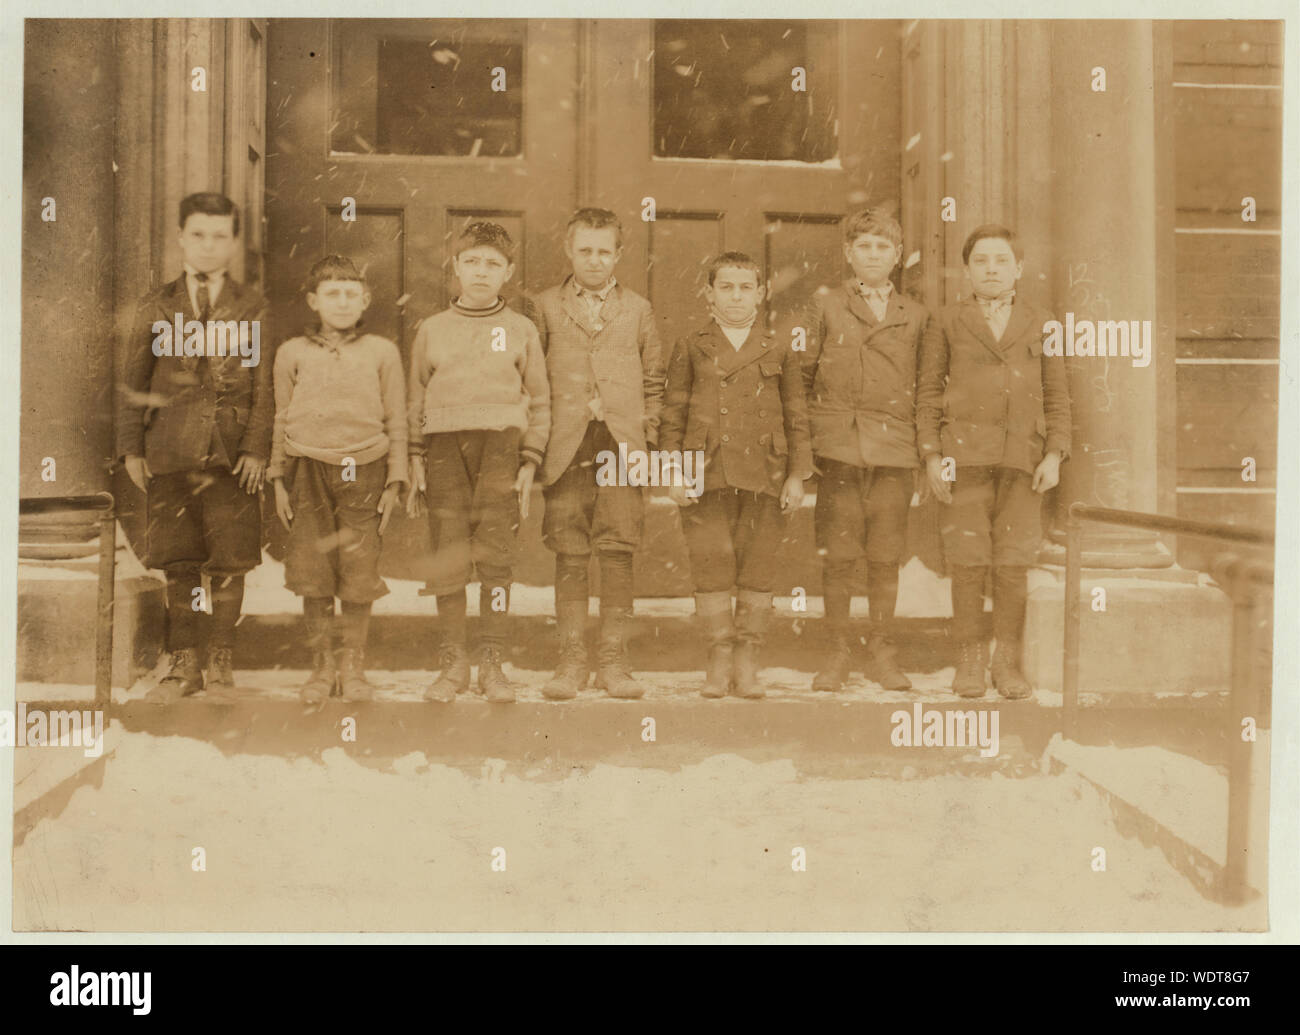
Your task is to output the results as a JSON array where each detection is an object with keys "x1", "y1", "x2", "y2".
[
  {"x1": 1062, "y1": 501, "x2": 1273, "y2": 904},
  {"x1": 19, "y1": 492, "x2": 117, "y2": 707}
]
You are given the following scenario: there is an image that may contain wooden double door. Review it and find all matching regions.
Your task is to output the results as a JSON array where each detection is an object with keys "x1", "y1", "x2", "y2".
[{"x1": 264, "y1": 17, "x2": 905, "y2": 580}]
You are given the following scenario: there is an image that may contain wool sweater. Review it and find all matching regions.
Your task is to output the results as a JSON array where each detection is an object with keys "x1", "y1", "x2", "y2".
[
  {"x1": 406, "y1": 301, "x2": 550, "y2": 467},
  {"x1": 268, "y1": 327, "x2": 409, "y2": 485}
]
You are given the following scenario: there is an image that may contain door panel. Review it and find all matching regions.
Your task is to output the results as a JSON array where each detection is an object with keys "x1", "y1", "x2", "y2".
[
  {"x1": 265, "y1": 18, "x2": 579, "y2": 579},
  {"x1": 587, "y1": 19, "x2": 901, "y2": 349}
]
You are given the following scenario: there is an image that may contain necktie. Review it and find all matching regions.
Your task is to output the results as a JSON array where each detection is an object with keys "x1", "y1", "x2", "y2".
[{"x1": 195, "y1": 272, "x2": 211, "y2": 322}]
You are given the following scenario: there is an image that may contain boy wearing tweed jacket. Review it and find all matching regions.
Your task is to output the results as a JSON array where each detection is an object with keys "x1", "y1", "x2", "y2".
[{"x1": 524, "y1": 208, "x2": 666, "y2": 701}]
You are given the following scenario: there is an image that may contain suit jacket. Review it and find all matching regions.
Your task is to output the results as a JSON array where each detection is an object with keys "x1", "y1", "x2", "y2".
[
  {"x1": 915, "y1": 296, "x2": 1072, "y2": 474},
  {"x1": 524, "y1": 278, "x2": 665, "y2": 487},
  {"x1": 116, "y1": 273, "x2": 272, "y2": 475},
  {"x1": 797, "y1": 279, "x2": 940, "y2": 469},
  {"x1": 659, "y1": 319, "x2": 813, "y2": 498}
]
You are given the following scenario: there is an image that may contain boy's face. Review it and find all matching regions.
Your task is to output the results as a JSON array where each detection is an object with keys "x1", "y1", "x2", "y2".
[
  {"x1": 565, "y1": 226, "x2": 621, "y2": 291},
  {"x1": 307, "y1": 279, "x2": 370, "y2": 332},
  {"x1": 844, "y1": 232, "x2": 900, "y2": 288},
  {"x1": 705, "y1": 266, "x2": 764, "y2": 324},
  {"x1": 453, "y1": 245, "x2": 514, "y2": 307},
  {"x1": 966, "y1": 237, "x2": 1023, "y2": 297},
  {"x1": 178, "y1": 213, "x2": 238, "y2": 275}
]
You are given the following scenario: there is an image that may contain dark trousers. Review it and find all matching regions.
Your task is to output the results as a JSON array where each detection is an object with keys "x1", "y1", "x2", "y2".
[
  {"x1": 284, "y1": 456, "x2": 389, "y2": 602},
  {"x1": 814, "y1": 459, "x2": 912, "y2": 563},
  {"x1": 940, "y1": 465, "x2": 1043, "y2": 567},
  {"x1": 542, "y1": 420, "x2": 645, "y2": 557},
  {"x1": 681, "y1": 487, "x2": 784, "y2": 594},
  {"x1": 422, "y1": 428, "x2": 520, "y2": 596},
  {"x1": 146, "y1": 467, "x2": 261, "y2": 576}
]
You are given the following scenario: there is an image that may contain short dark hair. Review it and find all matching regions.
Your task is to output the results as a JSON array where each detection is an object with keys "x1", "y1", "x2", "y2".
[
  {"x1": 707, "y1": 251, "x2": 763, "y2": 287},
  {"x1": 961, "y1": 224, "x2": 1023, "y2": 263},
  {"x1": 305, "y1": 254, "x2": 366, "y2": 294},
  {"x1": 566, "y1": 207, "x2": 623, "y2": 249},
  {"x1": 453, "y1": 220, "x2": 516, "y2": 263},
  {"x1": 843, "y1": 207, "x2": 902, "y2": 248},
  {"x1": 179, "y1": 192, "x2": 240, "y2": 237}
]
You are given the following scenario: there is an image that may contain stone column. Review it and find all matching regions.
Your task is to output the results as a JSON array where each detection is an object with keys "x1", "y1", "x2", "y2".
[{"x1": 1046, "y1": 19, "x2": 1173, "y2": 568}]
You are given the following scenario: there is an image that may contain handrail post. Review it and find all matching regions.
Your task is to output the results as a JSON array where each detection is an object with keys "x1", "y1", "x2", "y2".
[
  {"x1": 1222, "y1": 560, "x2": 1254, "y2": 904},
  {"x1": 1062, "y1": 503, "x2": 1083, "y2": 741},
  {"x1": 94, "y1": 492, "x2": 116, "y2": 711}
]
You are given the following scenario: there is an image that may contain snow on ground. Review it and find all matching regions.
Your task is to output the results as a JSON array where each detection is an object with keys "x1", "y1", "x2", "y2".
[{"x1": 12, "y1": 728, "x2": 1262, "y2": 932}]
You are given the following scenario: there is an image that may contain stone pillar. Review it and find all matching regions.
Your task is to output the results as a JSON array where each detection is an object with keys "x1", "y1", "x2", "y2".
[
  {"x1": 1046, "y1": 20, "x2": 1173, "y2": 568},
  {"x1": 21, "y1": 20, "x2": 118, "y2": 529}
]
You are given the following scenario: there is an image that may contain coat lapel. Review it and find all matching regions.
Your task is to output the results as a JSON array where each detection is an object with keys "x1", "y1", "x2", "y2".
[
  {"x1": 559, "y1": 277, "x2": 598, "y2": 337},
  {"x1": 844, "y1": 280, "x2": 880, "y2": 328},
  {"x1": 717, "y1": 321, "x2": 772, "y2": 374},
  {"x1": 998, "y1": 298, "x2": 1034, "y2": 352},
  {"x1": 960, "y1": 297, "x2": 1006, "y2": 361}
]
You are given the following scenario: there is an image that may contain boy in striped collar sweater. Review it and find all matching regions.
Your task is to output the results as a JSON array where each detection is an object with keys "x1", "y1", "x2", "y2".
[{"x1": 406, "y1": 222, "x2": 550, "y2": 704}]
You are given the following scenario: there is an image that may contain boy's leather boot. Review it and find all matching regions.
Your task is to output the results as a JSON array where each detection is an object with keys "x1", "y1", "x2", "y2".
[
  {"x1": 594, "y1": 607, "x2": 646, "y2": 699},
  {"x1": 731, "y1": 590, "x2": 771, "y2": 699},
  {"x1": 149, "y1": 571, "x2": 204, "y2": 703},
  {"x1": 477, "y1": 583, "x2": 516, "y2": 703},
  {"x1": 543, "y1": 599, "x2": 589, "y2": 700},
  {"x1": 991, "y1": 565, "x2": 1032, "y2": 699},
  {"x1": 147, "y1": 648, "x2": 204, "y2": 703},
  {"x1": 813, "y1": 560, "x2": 855, "y2": 692},
  {"x1": 426, "y1": 590, "x2": 470, "y2": 702},
  {"x1": 337, "y1": 601, "x2": 376, "y2": 701},
  {"x1": 205, "y1": 574, "x2": 244, "y2": 701},
  {"x1": 951, "y1": 565, "x2": 989, "y2": 698},
  {"x1": 694, "y1": 591, "x2": 734, "y2": 699},
  {"x1": 299, "y1": 597, "x2": 337, "y2": 705},
  {"x1": 862, "y1": 562, "x2": 911, "y2": 691},
  {"x1": 204, "y1": 647, "x2": 240, "y2": 702}
]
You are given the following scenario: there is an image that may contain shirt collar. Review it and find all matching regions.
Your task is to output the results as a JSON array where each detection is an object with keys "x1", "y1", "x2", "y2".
[
  {"x1": 975, "y1": 288, "x2": 1016, "y2": 309},
  {"x1": 858, "y1": 280, "x2": 893, "y2": 302},
  {"x1": 574, "y1": 276, "x2": 617, "y2": 300},
  {"x1": 183, "y1": 263, "x2": 226, "y2": 284},
  {"x1": 307, "y1": 324, "x2": 362, "y2": 350}
]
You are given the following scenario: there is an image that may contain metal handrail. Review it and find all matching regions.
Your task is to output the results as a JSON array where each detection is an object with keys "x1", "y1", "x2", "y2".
[
  {"x1": 1063, "y1": 501, "x2": 1273, "y2": 904},
  {"x1": 19, "y1": 491, "x2": 116, "y2": 706}
]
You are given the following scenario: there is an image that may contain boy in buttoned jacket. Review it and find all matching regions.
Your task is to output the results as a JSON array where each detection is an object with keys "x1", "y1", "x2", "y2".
[
  {"x1": 660, "y1": 252, "x2": 813, "y2": 698},
  {"x1": 915, "y1": 224, "x2": 1071, "y2": 699},
  {"x1": 799, "y1": 208, "x2": 941, "y2": 693},
  {"x1": 523, "y1": 208, "x2": 666, "y2": 700},
  {"x1": 117, "y1": 192, "x2": 271, "y2": 704}
]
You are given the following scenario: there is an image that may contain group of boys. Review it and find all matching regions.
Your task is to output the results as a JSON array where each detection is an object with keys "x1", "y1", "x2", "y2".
[{"x1": 117, "y1": 193, "x2": 1069, "y2": 706}]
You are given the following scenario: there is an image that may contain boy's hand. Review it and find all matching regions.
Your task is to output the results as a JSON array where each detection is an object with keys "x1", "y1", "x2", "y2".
[
  {"x1": 377, "y1": 483, "x2": 402, "y2": 534},
  {"x1": 272, "y1": 478, "x2": 293, "y2": 531},
  {"x1": 780, "y1": 474, "x2": 805, "y2": 514},
  {"x1": 233, "y1": 453, "x2": 267, "y2": 495},
  {"x1": 1032, "y1": 451, "x2": 1062, "y2": 494},
  {"x1": 406, "y1": 457, "x2": 426, "y2": 518},
  {"x1": 514, "y1": 461, "x2": 536, "y2": 520},
  {"x1": 667, "y1": 482, "x2": 694, "y2": 508},
  {"x1": 124, "y1": 455, "x2": 152, "y2": 493},
  {"x1": 925, "y1": 454, "x2": 953, "y2": 505}
]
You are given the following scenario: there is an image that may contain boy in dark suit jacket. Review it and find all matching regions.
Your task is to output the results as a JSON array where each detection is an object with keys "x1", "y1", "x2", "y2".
[
  {"x1": 660, "y1": 252, "x2": 812, "y2": 698},
  {"x1": 117, "y1": 192, "x2": 271, "y2": 703},
  {"x1": 800, "y1": 208, "x2": 941, "y2": 693},
  {"x1": 524, "y1": 208, "x2": 665, "y2": 700},
  {"x1": 916, "y1": 224, "x2": 1071, "y2": 699}
]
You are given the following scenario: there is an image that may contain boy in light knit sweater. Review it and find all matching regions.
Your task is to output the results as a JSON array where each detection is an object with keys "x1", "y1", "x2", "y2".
[
  {"x1": 406, "y1": 221, "x2": 550, "y2": 704},
  {"x1": 269, "y1": 255, "x2": 407, "y2": 703}
]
